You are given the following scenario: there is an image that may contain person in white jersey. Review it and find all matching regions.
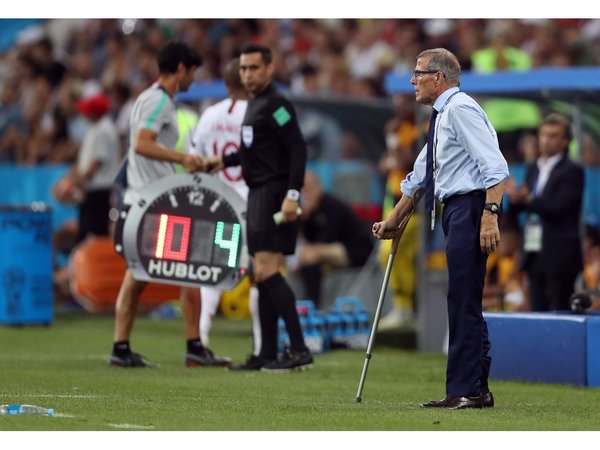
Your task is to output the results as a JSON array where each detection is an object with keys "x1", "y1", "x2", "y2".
[{"x1": 188, "y1": 58, "x2": 262, "y2": 363}]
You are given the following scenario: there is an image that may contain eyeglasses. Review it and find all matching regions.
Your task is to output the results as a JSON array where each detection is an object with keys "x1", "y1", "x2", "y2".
[{"x1": 412, "y1": 69, "x2": 442, "y2": 79}]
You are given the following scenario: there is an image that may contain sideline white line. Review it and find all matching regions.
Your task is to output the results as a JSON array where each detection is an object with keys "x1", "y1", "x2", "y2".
[
  {"x1": 108, "y1": 423, "x2": 155, "y2": 430},
  {"x1": 2, "y1": 394, "x2": 103, "y2": 399},
  {"x1": 0, "y1": 354, "x2": 108, "y2": 361}
]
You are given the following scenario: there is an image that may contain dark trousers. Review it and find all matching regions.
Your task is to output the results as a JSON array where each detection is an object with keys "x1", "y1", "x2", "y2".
[
  {"x1": 442, "y1": 192, "x2": 490, "y2": 397},
  {"x1": 300, "y1": 264, "x2": 322, "y2": 308},
  {"x1": 529, "y1": 271, "x2": 578, "y2": 311}
]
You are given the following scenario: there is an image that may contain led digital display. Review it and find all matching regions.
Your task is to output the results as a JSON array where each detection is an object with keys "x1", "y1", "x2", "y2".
[
  {"x1": 122, "y1": 173, "x2": 249, "y2": 290},
  {"x1": 140, "y1": 214, "x2": 240, "y2": 268}
]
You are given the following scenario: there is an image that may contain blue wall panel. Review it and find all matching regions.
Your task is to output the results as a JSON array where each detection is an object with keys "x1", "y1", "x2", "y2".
[
  {"x1": 0, "y1": 164, "x2": 76, "y2": 231},
  {"x1": 486, "y1": 312, "x2": 587, "y2": 386},
  {"x1": 586, "y1": 316, "x2": 600, "y2": 387}
]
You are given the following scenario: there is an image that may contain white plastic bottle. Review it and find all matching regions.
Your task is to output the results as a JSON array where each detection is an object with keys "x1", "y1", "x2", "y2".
[{"x1": 0, "y1": 404, "x2": 55, "y2": 416}]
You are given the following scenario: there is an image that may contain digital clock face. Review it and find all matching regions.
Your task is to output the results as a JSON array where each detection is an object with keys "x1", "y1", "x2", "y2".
[{"x1": 122, "y1": 172, "x2": 249, "y2": 290}]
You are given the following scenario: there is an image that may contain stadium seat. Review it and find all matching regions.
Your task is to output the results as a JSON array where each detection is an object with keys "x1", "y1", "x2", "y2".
[{"x1": 69, "y1": 236, "x2": 180, "y2": 312}]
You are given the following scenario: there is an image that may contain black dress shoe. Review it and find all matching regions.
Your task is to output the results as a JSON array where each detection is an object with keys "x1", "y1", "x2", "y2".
[
  {"x1": 445, "y1": 394, "x2": 486, "y2": 410},
  {"x1": 421, "y1": 397, "x2": 453, "y2": 408},
  {"x1": 421, "y1": 393, "x2": 490, "y2": 410},
  {"x1": 482, "y1": 391, "x2": 494, "y2": 408}
]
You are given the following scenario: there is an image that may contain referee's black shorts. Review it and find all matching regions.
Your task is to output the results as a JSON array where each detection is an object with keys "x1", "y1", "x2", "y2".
[{"x1": 247, "y1": 180, "x2": 299, "y2": 256}]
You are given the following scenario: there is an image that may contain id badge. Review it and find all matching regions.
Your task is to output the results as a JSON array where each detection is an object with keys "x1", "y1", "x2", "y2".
[{"x1": 523, "y1": 215, "x2": 542, "y2": 252}]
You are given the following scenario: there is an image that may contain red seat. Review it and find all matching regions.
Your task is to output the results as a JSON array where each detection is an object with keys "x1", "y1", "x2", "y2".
[{"x1": 350, "y1": 204, "x2": 383, "y2": 224}]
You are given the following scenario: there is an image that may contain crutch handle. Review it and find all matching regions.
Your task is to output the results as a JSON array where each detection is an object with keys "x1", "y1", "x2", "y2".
[{"x1": 389, "y1": 188, "x2": 423, "y2": 257}]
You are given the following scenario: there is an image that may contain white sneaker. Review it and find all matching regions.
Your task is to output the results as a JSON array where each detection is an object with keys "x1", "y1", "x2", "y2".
[{"x1": 378, "y1": 308, "x2": 414, "y2": 330}]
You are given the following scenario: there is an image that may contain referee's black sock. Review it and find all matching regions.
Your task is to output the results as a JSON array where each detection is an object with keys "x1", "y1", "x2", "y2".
[
  {"x1": 257, "y1": 282, "x2": 279, "y2": 360},
  {"x1": 260, "y1": 272, "x2": 307, "y2": 353},
  {"x1": 113, "y1": 341, "x2": 131, "y2": 356},
  {"x1": 187, "y1": 338, "x2": 205, "y2": 355}
]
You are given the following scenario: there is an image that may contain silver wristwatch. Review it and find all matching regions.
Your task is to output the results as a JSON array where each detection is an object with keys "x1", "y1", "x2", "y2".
[{"x1": 286, "y1": 189, "x2": 300, "y2": 201}]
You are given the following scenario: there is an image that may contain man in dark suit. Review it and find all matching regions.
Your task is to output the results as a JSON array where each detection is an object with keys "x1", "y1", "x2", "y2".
[{"x1": 507, "y1": 113, "x2": 584, "y2": 311}]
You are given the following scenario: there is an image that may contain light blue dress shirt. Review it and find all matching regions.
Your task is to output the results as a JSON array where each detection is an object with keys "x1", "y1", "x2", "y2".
[{"x1": 401, "y1": 87, "x2": 509, "y2": 202}]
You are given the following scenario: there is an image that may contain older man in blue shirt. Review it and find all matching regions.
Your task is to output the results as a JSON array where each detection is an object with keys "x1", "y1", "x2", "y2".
[{"x1": 373, "y1": 48, "x2": 509, "y2": 410}]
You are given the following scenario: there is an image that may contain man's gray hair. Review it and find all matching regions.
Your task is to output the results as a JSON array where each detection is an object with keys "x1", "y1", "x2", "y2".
[{"x1": 418, "y1": 48, "x2": 461, "y2": 86}]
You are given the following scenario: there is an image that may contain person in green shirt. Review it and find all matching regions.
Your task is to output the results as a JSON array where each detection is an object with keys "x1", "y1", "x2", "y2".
[{"x1": 471, "y1": 20, "x2": 541, "y2": 163}]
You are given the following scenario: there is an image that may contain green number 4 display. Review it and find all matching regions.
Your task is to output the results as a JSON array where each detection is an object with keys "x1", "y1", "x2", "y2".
[{"x1": 214, "y1": 221, "x2": 241, "y2": 268}]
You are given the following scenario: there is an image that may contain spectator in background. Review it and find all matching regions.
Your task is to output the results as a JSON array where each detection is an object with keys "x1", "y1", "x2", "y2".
[
  {"x1": 57, "y1": 93, "x2": 120, "y2": 242},
  {"x1": 517, "y1": 132, "x2": 539, "y2": 165},
  {"x1": 507, "y1": 114, "x2": 584, "y2": 311},
  {"x1": 109, "y1": 82, "x2": 134, "y2": 151},
  {"x1": 344, "y1": 21, "x2": 395, "y2": 81},
  {"x1": 173, "y1": 103, "x2": 199, "y2": 172},
  {"x1": 580, "y1": 224, "x2": 600, "y2": 295},
  {"x1": 21, "y1": 35, "x2": 67, "y2": 89},
  {"x1": 390, "y1": 20, "x2": 423, "y2": 74},
  {"x1": 20, "y1": 72, "x2": 72, "y2": 164},
  {"x1": 482, "y1": 216, "x2": 525, "y2": 311},
  {"x1": 580, "y1": 133, "x2": 600, "y2": 167},
  {"x1": 51, "y1": 93, "x2": 120, "y2": 298},
  {"x1": 296, "y1": 171, "x2": 374, "y2": 308},
  {"x1": 571, "y1": 225, "x2": 600, "y2": 311},
  {"x1": 377, "y1": 95, "x2": 423, "y2": 328},
  {"x1": 100, "y1": 32, "x2": 130, "y2": 92},
  {"x1": 321, "y1": 54, "x2": 352, "y2": 96},
  {"x1": 471, "y1": 19, "x2": 541, "y2": 163},
  {"x1": 0, "y1": 78, "x2": 28, "y2": 162},
  {"x1": 290, "y1": 63, "x2": 322, "y2": 95},
  {"x1": 338, "y1": 130, "x2": 365, "y2": 161}
]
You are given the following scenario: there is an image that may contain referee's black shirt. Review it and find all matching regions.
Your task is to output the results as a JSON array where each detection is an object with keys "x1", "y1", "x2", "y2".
[{"x1": 223, "y1": 83, "x2": 307, "y2": 190}]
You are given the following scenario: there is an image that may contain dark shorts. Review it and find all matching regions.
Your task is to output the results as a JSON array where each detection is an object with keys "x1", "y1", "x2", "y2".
[
  {"x1": 247, "y1": 180, "x2": 299, "y2": 256},
  {"x1": 78, "y1": 189, "x2": 111, "y2": 242}
]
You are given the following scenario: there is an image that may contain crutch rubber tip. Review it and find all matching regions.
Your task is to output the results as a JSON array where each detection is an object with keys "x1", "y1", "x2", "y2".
[{"x1": 355, "y1": 397, "x2": 362, "y2": 403}]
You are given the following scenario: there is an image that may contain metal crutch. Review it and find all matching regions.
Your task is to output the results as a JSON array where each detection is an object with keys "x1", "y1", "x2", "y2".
[{"x1": 355, "y1": 191, "x2": 421, "y2": 403}]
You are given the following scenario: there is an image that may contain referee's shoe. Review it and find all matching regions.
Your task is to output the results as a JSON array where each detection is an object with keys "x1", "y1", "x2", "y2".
[{"x1": 261, "y1": 349, "x2": 313, "y2": 373}]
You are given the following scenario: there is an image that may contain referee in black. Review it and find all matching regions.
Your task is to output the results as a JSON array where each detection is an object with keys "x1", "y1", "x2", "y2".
[{"x1": 206, "y1": 44, "x2": 312, "y2": 372}]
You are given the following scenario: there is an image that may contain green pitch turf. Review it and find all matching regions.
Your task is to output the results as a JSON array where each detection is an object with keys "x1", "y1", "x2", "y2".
[{"x1": 1, "y1": 312, "x2": 600, "y2": 431}]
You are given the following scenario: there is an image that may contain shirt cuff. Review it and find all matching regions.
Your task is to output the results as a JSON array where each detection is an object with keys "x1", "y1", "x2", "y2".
[
  {"x1": 400, "y1": 183, "x2": 418, "y2": 199},
  {"x1": 483, "y1": 170, "x2": 509, "y2": 189}
]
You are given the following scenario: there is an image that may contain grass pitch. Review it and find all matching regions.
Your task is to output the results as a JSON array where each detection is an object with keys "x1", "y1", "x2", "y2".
[{"x1": 1, "y1": 311, "x2": 600, "y2": 433}]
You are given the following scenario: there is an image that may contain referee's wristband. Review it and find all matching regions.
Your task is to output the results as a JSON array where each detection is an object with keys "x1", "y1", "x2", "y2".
[{"x1": 286, "y1": 189, "x2": 300, "y2": 201}]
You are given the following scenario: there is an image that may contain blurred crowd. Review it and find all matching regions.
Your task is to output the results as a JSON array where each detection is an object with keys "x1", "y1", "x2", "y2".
[
  {"x1": 4, "y1": 18, "x2": 600, "y2": 317},
  {"x1": 2, "y1": 18, "x2": 600, "y2": 165}
]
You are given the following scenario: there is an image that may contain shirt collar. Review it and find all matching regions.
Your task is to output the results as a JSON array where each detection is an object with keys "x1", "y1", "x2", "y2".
[
  {"x1": 256, "y1": 83, "x2": 275, "y2": 98},
  {"x1": 537, "y1": 152, "x2": 563, "y2": 171},
  {"x1": 432, "y1": 86, "x2": 460, "y2": 113}
]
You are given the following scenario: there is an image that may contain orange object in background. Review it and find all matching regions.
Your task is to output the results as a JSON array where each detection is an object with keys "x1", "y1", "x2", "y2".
[{"x1": 69, "y1": 237, "x2": 180, "y2": 312}]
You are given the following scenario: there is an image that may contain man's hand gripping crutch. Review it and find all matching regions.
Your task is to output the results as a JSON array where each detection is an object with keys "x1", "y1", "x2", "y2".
[{"x1": 355, "y1": 188, "x2": 424, "y2": 403}]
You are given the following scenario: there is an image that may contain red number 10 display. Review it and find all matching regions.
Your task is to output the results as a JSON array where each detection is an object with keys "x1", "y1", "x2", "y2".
[{"x1": 155, "y1": 214, "x2": 191, "y2": 261}]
